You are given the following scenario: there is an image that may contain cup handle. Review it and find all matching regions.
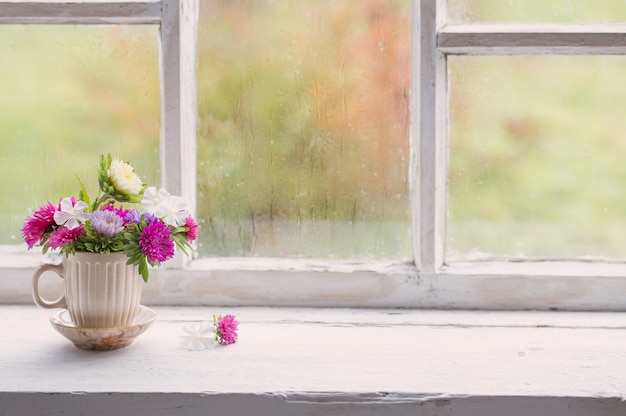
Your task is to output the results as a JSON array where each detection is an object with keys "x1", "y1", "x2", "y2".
[{"x1": 32, "y1": 263, "x2": 67, "y2": 309}]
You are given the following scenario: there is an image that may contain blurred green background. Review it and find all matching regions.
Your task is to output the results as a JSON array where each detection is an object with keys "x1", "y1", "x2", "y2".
[
  {"x1": 447, "y1": 0, "x2": 626, "y2": 260},
  {"x1": 2, "y1": 1, "x2": 626, "y2": 261},
  {"x1": 0, "y1": 25, "x2": 160, "y2": 245},
  {"x1": 448, "y1": 0, "x2": 626, "y2": 23},
  {"x1": 448, "y1": 55, "x2": 626, "y2": 260},
  {"x1": 195, "y1": 0, "x2": 411, "y2": 258}
]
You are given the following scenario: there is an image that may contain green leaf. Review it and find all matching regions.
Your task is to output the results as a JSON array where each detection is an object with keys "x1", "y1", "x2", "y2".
[
  {"x1": 75, "y1": 174, "x2": 91, "y2": 210},
  {"x1": 138, "y1": 257, "x2": 149, "y2": 282}
]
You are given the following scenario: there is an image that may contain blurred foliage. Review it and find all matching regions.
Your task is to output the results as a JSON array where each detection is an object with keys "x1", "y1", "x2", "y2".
[
  {"x1": 449, "y1": 55, "x2": 626, "y2": 259},
  {"x1": 448, "y1": 0, "x2": 626, "y2": 23},
  {"x1": 4, "y1": 1, "x2": 626, "y2": 261},
  {"x1": 0, "y1": 25, "x2": 160, "y2": 243},
  {"x1": 0, "y1": 1, "x2": 412, "y2": 259},
  {"x1": 447, "y1": 1, "x2": 626, "y2": 260},
  {"x1": 196, "y1": 0, "x2": 411, "y2": 257}
]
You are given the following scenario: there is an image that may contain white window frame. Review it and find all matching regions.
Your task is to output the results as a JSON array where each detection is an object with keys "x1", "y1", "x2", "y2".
[
  {"x1": 415, "y1": 0, "x2": 626, "y2": 311},
  {"x1": 1, "y1": 0, "x2": 626, "y2": 311}
]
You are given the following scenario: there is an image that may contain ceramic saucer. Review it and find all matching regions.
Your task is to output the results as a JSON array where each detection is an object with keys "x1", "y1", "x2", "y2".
[{"x1": 49, "y1": 306, "x2": 157, "y2": 351}]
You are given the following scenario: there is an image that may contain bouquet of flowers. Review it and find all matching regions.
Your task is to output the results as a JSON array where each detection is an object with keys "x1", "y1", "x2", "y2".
[{"x1": 21, "y1": 154, "x2": 198, "y2": 282}]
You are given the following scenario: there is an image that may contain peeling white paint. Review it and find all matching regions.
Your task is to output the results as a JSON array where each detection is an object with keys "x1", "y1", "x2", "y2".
[{"x1": 2, "y1": 306, "x2": 626, "y2": 415}]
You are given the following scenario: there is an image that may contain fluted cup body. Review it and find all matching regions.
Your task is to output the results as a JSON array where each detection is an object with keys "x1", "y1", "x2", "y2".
[{"x1": 33, "y1": 252, "x2": 143, "y2": 328}]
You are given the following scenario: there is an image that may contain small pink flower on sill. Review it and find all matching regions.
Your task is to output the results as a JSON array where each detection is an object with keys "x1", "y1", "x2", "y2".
[{"x1": 214, "y1": 314, "x2": 239, "y2": 345}]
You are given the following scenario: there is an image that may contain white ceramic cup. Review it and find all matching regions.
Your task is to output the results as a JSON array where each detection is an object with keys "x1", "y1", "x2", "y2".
[{"x1": 32, "y1": 251, "x2": 143, "y2": 328}]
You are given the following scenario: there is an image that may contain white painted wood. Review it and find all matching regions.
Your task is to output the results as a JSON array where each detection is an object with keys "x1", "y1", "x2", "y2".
[
  {"x1": 2, "y1": 306, "x2": 626, "y2": 415},
  {"x1": 408, "y1": 2, "x2": 420, "y2": 273},
  {"x1": 415, "y1": 0, "x2": 448, "y2": 274},
  {"x1": 433, "y1": 2, "x2": 448, "y2": 273},
  {"x1": 160, "y1": 0, "x2": 198, "y2": 268},
  {"x1": 133, "y1": 260, "x2": 626, "y2": 310},
  {"x1": 0, "y1": 1, "x2": 160, "y2": 24},
  {"x1": 1, "y1": 0, "x2": 626, "y2": 314},
  {"x1": 440, "y1": 24, "x2": 626, "y2": 55},
  {"x1": 4, "y1": 251, "x2": 626, "y2": 310}
]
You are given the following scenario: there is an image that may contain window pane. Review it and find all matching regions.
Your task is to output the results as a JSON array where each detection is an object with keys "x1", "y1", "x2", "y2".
[
  {"x1": 448, "y1": 0, "x2": 626, "y2": 24},
  {"x1": 0, "y1": 25, "x2": 160, "y2": 245},
  {"x1": 196, "y1": 0, "x2": 411, "y2": 259},
  {"x1": 447, "y1": 55, "x2": 626, "y2": 261}
]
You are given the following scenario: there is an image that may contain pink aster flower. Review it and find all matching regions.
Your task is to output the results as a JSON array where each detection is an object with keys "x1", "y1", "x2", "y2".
[
  {"x1": 139, "y1": 219, "x2": 175, "y2": 263},
  {"x1": 22, "y1": 201, "x2": 57, "y2": 249},
  {"x1": 214, "y1": 314, "x2": 238, "y2": 345},
  {"x1": 103, "y1": 205, "x2": 129, "y2": 222},
  {"x1": 184, "y1": 216, "x2": 199, "y2": 243},
  {"x1": 48, "y1": 225, "x2": 85, "y2": 250}
]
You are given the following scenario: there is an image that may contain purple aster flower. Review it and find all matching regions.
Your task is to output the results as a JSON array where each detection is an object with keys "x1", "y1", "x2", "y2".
[
  {"x1": 214, "y1": 314, "x2": 238, "y2": 345},
  {"x1": 125, "y1": 210, "x2": 158, "y2": 226},
  {"x1": 125, "y1": 209, "x2": 143, "y2": 225},
  {"x1": 143, "y1": 212, "x2": 157, "y2": 224},
  {"x1": 91, "y1": 210, "x2": 124, "y2": 237},
  {"x1": 139, "y1": 219, "x2": 174, "y2": 263},
  {"x1": 48, "y1": 225, "x2": 85, "y2": 250}
]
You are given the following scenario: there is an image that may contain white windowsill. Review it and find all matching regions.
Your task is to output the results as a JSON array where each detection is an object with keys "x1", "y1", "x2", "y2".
[{"x1": 2, "y1": 305, "x2": 626, "y2": 415}]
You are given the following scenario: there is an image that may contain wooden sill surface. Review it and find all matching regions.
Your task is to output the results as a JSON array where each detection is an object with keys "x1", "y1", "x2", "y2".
[{"x1": 1, "y1": 305, "x2": 626, "y2": 415}]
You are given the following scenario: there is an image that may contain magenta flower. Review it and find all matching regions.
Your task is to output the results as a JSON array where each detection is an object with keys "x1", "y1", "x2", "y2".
[
  {"x1": 103, "y1": 205, "x2": 129, "y2": 222},
  {"x1": 22, "y1": 202, "x2": 57, "y2": 249},
  {"x1": 139, "y1": 219, "x2": 174, "y2": 263},
  {"x1": 214, "y1": 314, "x2": 238, "y2": 345},
  {"x1": 184, "y1": 216, "x2": 199, "y2": 243},
  {"x1": 48, "y1": 226, "x2": 85, "y2": 250},
  {"x1": 21, "y1": 154, "x2": 199, "y2": 284}
]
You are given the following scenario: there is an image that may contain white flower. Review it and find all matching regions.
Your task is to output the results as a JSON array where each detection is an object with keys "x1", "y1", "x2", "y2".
[
  {"x1": 141, "y1": 186, "x2": 171, "y2": 214},
  {"x1": 53, "y1": 198, "x2": 90, "y2": 230},
  {"x1": 180, "y1": 322, "x2": 215, "y2": 350},
  {"x1": 159, "y1": 196, "x2": 189, "y2": 226},
  {"x1": 142, "y1": 187, "x2": 189, "y2": 226},
  {"x1": 108, "y1": 158, "x2": 143, "y2": 195}
]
